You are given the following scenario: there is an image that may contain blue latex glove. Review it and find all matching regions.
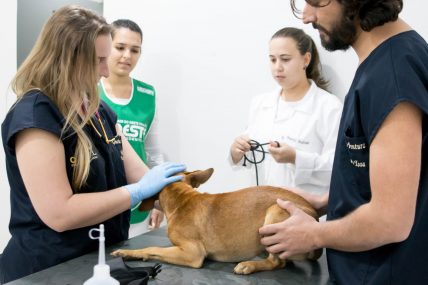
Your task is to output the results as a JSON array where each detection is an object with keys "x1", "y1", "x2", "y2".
[{"x1": 124, "y1": 162, "x2": 186, "y2": 208}]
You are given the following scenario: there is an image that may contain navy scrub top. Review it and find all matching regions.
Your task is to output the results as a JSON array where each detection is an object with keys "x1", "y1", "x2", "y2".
[
  {"x1": 0, "y1": 90, "x2": 130, "y2": 283},
  {"x1": 327, "y1": 31, "x2": 428, "y2": 284}
]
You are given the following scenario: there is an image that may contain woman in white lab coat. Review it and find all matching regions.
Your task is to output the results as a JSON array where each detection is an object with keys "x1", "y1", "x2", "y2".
[{"x1": 230, "y1": 27, "x2": 342, "y2": 195}]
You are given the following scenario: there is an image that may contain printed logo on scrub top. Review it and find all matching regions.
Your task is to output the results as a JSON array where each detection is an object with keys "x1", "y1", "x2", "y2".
[
  {"x1": 346, "y1": 142, "x2": 366, "y2": 150},
  {"x1": 117, "y1": 120, "x2": 147, "y2": 142},
  {"x1": 347, "y1": 141, "x2": 367, "y2": 168},
  {"x1": 350, "y1": 159, "x2": 366, "y2": 168},
  {"x1": 69, "y1": 150, "x2": 98, "y2": 167}
]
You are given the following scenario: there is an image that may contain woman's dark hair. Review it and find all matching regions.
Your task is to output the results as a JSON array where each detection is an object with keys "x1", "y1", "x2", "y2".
[
  {"x1": 290, "y1": 0, "x2": 403, "y2": 32},
  {"x1": 111, "y1": 19, "x2": 143, "y2": 41},
  {"x1": 272, "y1": 27, "x2": 329, "y2": 91}
]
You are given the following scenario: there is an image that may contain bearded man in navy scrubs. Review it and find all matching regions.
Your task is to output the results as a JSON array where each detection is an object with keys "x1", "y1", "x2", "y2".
[{"x1": 259, "y1": 1, "x2": 428, "y2": 284}]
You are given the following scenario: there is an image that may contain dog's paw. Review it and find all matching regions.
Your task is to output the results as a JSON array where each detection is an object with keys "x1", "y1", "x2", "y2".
[
  {"x1": 111, "y1": 249, "x2": 134, "y2": 260},
  {"x1": 111, "y1": 249, "x2": 150, "y2": 261},
  {"x1": 234, "y1": 261, "x2": 256, "y2": 275}
]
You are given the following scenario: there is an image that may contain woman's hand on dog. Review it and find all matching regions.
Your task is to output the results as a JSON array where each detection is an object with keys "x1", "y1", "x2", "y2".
[
  {"x1": 124, "y1": 162, "x2": 186, "y2": 208},
  {"x1": 285, "y1": 187, "x2": 329, "y2": 217},
  {"x1": 259, "y1": 199, "x2": 321, "y2": 259}
]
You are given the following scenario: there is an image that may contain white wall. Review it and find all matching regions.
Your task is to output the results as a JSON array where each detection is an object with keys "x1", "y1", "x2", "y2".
[
  {"x1": 103, "y1": 0, "x2": 428, "y2": 193},
  {"x1": 0, "y1": 0, "x2": 427, "y2": 252}
]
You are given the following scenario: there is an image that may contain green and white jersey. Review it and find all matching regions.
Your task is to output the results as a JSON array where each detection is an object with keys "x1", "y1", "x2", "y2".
[
  {"x1": 99, "y1": 78, "x2": 156, "y2": 224},
  {"x1": 99, "y1": 78, "x2": 155, "y2": 163}
]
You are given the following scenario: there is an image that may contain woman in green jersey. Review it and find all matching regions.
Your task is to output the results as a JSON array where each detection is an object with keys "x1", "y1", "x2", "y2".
[{"x1": 99, "y1": 19, "x2": 165, "y2": 237}]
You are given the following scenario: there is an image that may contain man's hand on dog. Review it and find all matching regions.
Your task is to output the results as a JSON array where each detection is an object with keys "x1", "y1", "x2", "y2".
[{"x1": 259, "y1": 198, "x2": 320, "y2": 259}]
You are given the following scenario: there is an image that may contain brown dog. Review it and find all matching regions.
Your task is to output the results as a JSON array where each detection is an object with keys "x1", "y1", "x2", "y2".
[{"x1": 112, "y1": 168, "x2": 322, "y2": 274}]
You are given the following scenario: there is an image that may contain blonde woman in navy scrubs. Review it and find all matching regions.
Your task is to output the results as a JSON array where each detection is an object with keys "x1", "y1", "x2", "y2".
[{"x1": 0, "y1": 6, "x2": 184, "y2": 283}]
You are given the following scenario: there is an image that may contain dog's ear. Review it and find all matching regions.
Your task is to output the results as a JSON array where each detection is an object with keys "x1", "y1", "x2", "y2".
[
  {"x1": 184, "y1": 168, "x2": 214, "y2": 188},
  {"x1": 138, "y1": 196, "x2": 157, "y2": 211}
]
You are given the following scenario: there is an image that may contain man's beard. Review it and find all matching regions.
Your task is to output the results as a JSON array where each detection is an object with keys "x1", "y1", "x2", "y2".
[{"x1": 314, "y1": 14, "x2": 357, "y2": 51}]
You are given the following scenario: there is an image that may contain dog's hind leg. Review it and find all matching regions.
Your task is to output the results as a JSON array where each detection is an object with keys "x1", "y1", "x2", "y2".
[
  {"x1": 234, "y1": 204, "x2": 290, "y2": 275},
  {"x1": 234, "y1": 253, "x2": 285, "y2": 275},
  {"x1": 112, "y1": 242, "x2": 206, "y2": 268}
]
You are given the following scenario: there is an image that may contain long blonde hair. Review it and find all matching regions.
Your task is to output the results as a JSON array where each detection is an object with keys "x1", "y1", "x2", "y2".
[{"x1": 11, "y1": 5, "x2": 111, "y2": 191}]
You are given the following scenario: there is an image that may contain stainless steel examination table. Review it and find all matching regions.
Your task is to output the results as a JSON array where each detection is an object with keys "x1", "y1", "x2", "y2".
[{"x1": 5, "y1": 227, "x2": 330, "y2": 284}]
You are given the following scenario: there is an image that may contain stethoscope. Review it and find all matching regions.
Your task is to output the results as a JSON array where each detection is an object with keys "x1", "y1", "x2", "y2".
[
  {"x1": 89, "y1": 111, "x2": 117, "y2": 144},
  {"x1": 242, "y1": 139, "x2": 280, "y2": 186}
]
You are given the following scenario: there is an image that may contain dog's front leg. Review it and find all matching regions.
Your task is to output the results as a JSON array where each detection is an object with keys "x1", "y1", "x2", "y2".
[{"x1": 112, "y1": 242, "x2": 206, "y2": 268}]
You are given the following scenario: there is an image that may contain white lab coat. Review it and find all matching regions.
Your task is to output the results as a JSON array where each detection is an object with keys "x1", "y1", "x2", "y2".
[{"x1": 238, "y1": 80, "x2": 343, "y2": 194}]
